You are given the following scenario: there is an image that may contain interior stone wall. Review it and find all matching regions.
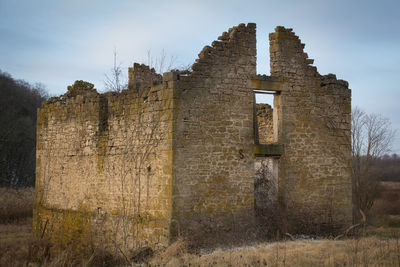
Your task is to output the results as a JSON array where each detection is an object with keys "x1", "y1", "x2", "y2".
[{"x1": 257, "y1": 103, "x2": 274, "y2": 144}]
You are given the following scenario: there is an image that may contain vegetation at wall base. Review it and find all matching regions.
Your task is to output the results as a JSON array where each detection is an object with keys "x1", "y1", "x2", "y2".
[{"x1": 1, "y1": 187, "x2": 400, "y2": 266}]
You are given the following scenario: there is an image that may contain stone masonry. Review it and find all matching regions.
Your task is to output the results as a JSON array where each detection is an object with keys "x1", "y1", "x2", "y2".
[
  {"x1": 34, "y1": 23, "x2": 352, "y2": 253},
  {"x1": 257, "y1": 104, "x2": 274, "y2": 144}
]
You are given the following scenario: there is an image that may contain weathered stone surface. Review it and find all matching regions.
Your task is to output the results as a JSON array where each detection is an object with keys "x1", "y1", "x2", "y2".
[
  {"x1": 34, "y1": 23, "x2": 352, "y2": 253},
  {"x1": 256, "y1": 103, "x2": 274, "y2": 144},
  {"x1": 34, "y1": 78, "x2": 174, "y2": 252},
  {"x1": 269, "y1": 26, "x2": 352, "y2": 231},
  {"x1": 251, "y1": 76, "x2": 283, "y2": 91},
  {"x1": 253, "y1": 144, "x2": 283, "y2": 156},
  {"x1": 172, "y1": 23, "x2": 257, "y2": 237}
]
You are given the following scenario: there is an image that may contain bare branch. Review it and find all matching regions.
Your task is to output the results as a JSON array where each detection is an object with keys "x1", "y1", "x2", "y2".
[
  {"x1": 104, "y1": 48, "x2": 128, "y2": 92},
  {"x1": 146, "y1": 49, "x2": 177, "y2": 74},
  {"x1": 351, "y1": 106, "x2": 397, "y2": 220}
]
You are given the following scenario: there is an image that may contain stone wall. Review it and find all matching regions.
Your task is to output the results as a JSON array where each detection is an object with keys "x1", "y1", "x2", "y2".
[
  {"x1": 171, "y1": 23, "x2": 257, "y2": 238},
  {"x1": 34, "y1": 23, "x2": 353, "y2": 252},
  {"x1": 128, "y1": 63, "x2": 162, "y2": 91},
  {"x1": 34, "y1": 75, "x2": 175, "y2": 252},
  {"x1": 269, "y1": 27, "x2": 352, "y2": 232}
]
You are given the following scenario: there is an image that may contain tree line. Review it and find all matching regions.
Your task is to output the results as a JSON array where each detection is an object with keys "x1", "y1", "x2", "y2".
[
  {"x1": 0, "y1": 70, "x2": 47, "y2": 187},
  {"x1": 369, "y1": 153, "x2": 400, "y2": 182}
]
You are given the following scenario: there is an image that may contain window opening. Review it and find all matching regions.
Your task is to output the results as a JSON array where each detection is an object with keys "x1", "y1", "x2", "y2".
[{"x1": 254, "y1": 91, "x2": 279, "y2": 145}]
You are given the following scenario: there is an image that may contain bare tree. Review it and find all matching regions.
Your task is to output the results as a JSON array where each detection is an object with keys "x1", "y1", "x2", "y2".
[
  {"x1": 352, "y1": 106, "x2": 396, "y2": 221},
  {"x1": 102, "y1": 49, "x2": 178, "y2": 257},
  {"x1": 104, "y1": 49, "x2": 179, "y2": 93},
  {"x1": 102, "y1": 79, "x2": 171, "y2": 260},
  {"x1": 104, "y1": 49, "x2": 128, "y2": 92},
  {"x1": 147, "y1": 49, "x2": 176, "y2": 74}
]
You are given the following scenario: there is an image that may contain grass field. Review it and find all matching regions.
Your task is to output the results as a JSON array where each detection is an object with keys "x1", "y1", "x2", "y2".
[
  {"x1": 1, "y1": 186, "x2": 399, "y2": 266},
  {"x1": 149, "y1": 235, "x2": 400, "y2": 266}
]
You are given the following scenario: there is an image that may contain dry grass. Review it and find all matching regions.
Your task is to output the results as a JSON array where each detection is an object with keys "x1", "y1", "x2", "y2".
[
  {"x1": 0, "y1": 218, "x2": 33, "y2": 267},
  {"x1": 0, "y1": 186, "x2": 123, "y2": 266},
  {"x1": 369, "y1": 181, "x2": 400, "y2": 231},
  {"x1": 0, "y1": 187, "x2": 35, "y2": 266},
  {"x1": 371, "y1": 182, "x2": 400, "y2": 217},
  {"x1": 2, "y1": 221, "x2": 400, "y2": 267},
  {"x1": 149, "y1": 236, "x2": 400, "y2": 267},
  {"x1": 0, "y1": 219, "x2": 121, "y2": 267},
  {"x1": 0, "y1": 187, "x2": 34, "y2": 223},
  {"x1": 1, "y1": 187, "x2": 400, "y2": 266}
]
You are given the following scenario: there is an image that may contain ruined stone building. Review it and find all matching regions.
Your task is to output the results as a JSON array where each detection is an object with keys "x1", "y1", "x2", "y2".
[{"x1": 34, "y1": 23, "x2": 352, "y2": 252}]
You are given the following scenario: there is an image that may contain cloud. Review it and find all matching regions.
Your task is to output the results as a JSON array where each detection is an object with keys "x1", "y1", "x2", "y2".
[{"x1": 0, "y1": 0, "x2": 399, "y2": 150}]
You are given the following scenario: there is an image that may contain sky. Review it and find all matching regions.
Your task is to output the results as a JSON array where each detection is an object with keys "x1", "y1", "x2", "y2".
[{"x1": 0, "y1": 0, "x2": 399, "y2": 152}]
